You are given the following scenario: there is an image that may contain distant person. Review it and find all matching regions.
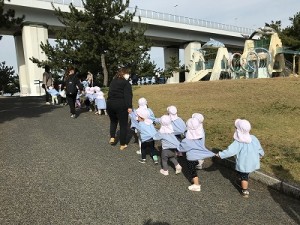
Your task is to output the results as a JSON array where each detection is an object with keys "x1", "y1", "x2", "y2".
[
  {"x1": 107, "y1": 67, "x2": 133, "y2": 150},
  {"x1": 86, "y1": 71, "x2": 93, "y2": 87},
  {"x1": 178, "y1": 118, "x2": 215, "y2": 192},
  {"x1": 153, "y1": 115, "x2": 182, "y2": 176},
  {"x1": 94, "y1": 86, "x2": 107, "y2": 115},
  {"x1": 63, "y1": 66, "x2": 83, "y2": 118},
  {"x1": 42, "y1": 65, "x2": 53, "y2": 105},
  {"x1": 216, "y1": 119, "x2": 264, "y2": 198}
]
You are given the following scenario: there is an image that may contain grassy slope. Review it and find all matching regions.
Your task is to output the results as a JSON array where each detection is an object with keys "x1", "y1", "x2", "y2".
[{"x1": 132, "y1": 78, "x2": 300, "y2": 186}]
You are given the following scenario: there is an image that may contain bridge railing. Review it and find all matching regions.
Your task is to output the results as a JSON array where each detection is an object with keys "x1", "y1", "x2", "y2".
[{"x1": 37, "y1": 0, "x2": 254, "y2": 35}]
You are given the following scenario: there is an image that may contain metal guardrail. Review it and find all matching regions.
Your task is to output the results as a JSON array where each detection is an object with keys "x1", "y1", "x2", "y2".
[{"x1": 38, "y1": 0, "x2": 255, "y2": 35}]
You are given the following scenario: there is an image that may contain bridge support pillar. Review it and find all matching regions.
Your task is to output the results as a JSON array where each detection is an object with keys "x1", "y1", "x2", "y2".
[
  {"x1": 184, "y1": 42, "x2": 201, "y2": 82},
  {"x1": 15, "y1": 23, "x2": 48, "y2": 96},
  {"x1": 164, "y1": 47, "x2": 179, "y2": 84}
]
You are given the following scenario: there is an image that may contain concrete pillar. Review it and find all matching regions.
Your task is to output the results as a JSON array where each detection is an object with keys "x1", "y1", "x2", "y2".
[
  {"x1": 184, "y1": 42, "x2": 201, "y2": 81},
  {"x1": 15, "y1": 23, "x2": 48, "y2": 96},
  {"x1": 164, "y1": 47, "x2": 179, "y2": 84}
]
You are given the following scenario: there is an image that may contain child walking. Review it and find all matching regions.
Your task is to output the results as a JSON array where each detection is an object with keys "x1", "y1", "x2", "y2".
[
  {"x1": 216, "y1": 119, "x2": 264, "y2": 198},
  {"x1": 135, "y1": 108, "x2": 159, "y2": 164},
  {"x1": 167, "y1": 105, "x2": 186, "y2": 139},
  {"x1": 47, "y1": 86, "x2": 59, "y2": 105},
  {"x1": 178, "y1": 118, "x2": 215, "y2": 192},
  {"x1": 94, "y1": 86, "x2": 107, "y2": 115},
  {"x1": 192, "y1": 113, "x2": 206, "y2": 170},
  {"x1": 153, "y1": 115, "x2": 182, "y2": 176}
]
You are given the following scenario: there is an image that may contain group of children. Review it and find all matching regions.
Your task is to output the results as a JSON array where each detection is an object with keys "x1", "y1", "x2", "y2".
[
  {"x1": 129, "y1": 97, "x2": 265, "y2": 197},
  {"x1": 46, "y1": 84, "x2": 108, "y2": 116}
]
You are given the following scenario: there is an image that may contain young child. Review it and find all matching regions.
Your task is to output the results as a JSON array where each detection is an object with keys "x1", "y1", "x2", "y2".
[
  {"x1": 59, "y1": 84, "x2": 67, "y2": 105},
  {"x1": 153, "y1": 115, "x2": 182, "y2": 176},
  {"x1": 94, "y1": 86, "x2": 107, "y2": 115},
  {"x1": 167, "y1": 105, "x2": 186, "y2": 140},
  {"x1": 47, "y1": 86, "x2": 59, "y2": 105},
  {"x1": 178, "y1": 118, "x2": 215, "y2": 192},
  {"x1": 134, "y1": 97, "x2": 158, "y2": 155},
  {"x1": 167, "y1": 105, "x2": 186, "y2": 157},
  {"x1": 216, "y1": 119, "x2": 264, "y2": 198},
  {"x1": 192, "y1": 113, "x2": 206, "y2": 170},
  {"x1": 135, "y1": 108, "x2": 158, "y2": 164}
]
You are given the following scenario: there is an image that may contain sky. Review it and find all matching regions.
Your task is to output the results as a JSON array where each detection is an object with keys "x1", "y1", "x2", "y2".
[{"x1": 0, "y1": 0, "x2": 299, "y2": 73}]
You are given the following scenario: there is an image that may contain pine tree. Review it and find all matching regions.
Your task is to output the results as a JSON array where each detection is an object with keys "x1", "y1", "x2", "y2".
[{"x1": 30, "y1": 0, "x2": 151, "y2": 86}]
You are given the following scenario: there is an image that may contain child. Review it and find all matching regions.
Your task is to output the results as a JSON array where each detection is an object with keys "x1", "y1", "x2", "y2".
[
  {"x1": 167, "y1": 105, "x2": 186, "y2": 140},
  {"x1": 135, "y1": 108, "x2": 158, "y2": 164},
  {"x1": 178, "y1": 118, "x2": 215, "y2": 192},
  {"x1": 59, "y1": 84, "x2": 67, "y2": 105},
  {"x1": 216, "y1": 119, "x2": 264, "y2": 198},
  {"x1": 94, "y1": 86, "x2": 107, "y2": 115},
  {"x1": 47, "y1": 86, "x2": 59, "y2": 105},
  {"x1": 167, "y1": 105, "x2": 186, "y2": 156},
  {"x1": 153, "y1": 115, "x2": 182, "y2": 176},
  {"x1": 192, "y1": 113, "x2": 206, "y2": 170},
  {"x1": 134, "y1": 97, "x2": 158, "y2": 155}
]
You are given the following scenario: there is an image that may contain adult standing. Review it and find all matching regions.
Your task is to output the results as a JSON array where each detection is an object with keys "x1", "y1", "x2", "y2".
[
  {"x1": 107, "y1": 67, "x2": 133, "y2": 150},
  {"x1": 64, "y1": 66, "x2": 83, "y2": 118},
  {"x1": 42, "y1": 65, "x2": 53, "y2": 105}
]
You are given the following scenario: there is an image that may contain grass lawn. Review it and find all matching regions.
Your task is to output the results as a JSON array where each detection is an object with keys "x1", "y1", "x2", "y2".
[{"x1": 131, "y1": 77, "x2": 300, "y2": 186}]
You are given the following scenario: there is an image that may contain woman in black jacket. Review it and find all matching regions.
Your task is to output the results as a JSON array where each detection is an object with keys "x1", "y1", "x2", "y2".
[
  {"x1": 107, "y1": 67, "x2": 133, "y2": 150},
  {"x1": 64, "y1": 66, "x2": 83, "y2": 118}
]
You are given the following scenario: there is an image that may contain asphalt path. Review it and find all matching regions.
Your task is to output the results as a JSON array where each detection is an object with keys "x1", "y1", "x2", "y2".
[{"x1": 0, "y1": 97, "x2": 299, "y2": 225}]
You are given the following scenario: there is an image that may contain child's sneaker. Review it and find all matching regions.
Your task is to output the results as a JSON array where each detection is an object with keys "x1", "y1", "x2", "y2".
[
  {"x1": 188, "y1": 184, "x2": 201, "y2": 192},
  {"x1": 139, "y1": 159, "x2": 146, "y2": 164},
  {"x1": 152, "y1": 155, "x2": 158, "y2": 164},
  {"x1": 175, "y1": 164, "x2": 182, "y2": 174},
  {"x1": 241, "y1": 189, "x2": 249, "y2": 198},
  {"x1": 136, "y1": 149, "x2": 141, "y2": 154},
  {"x1": 196, "y1": 159, "x2": 204, "y2": 170},
  {"x1": 160, "y1": 169, "x2": 169, "y2": 176}
]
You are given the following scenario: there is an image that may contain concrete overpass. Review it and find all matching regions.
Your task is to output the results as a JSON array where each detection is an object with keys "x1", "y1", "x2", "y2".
[{"x1": 2, "y1": 0, "x2": 254, "y2": 96}]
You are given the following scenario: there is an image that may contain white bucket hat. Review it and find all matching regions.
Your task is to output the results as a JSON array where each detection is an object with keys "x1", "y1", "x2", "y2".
[
  {"x1": 138, "y1": 97, "x2": 148, "y2": 109},
  {"x1": 136, "y1": 108, "x2": 153, "y2": 125},
  {"x1": 233, "y1": 119, "x2": 252, "y2": 143},
  {"x1": 186, "y1": 118, "x2": 204, "y2": 140},
  {"x1": 167, "y1": 105, "x2": 178, "y2": 121},
  {"x1": 159, "y1": 115, "x2": 174, "y2": 134}
]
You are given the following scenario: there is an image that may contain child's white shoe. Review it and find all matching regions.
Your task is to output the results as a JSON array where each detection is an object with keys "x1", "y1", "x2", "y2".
[
  {"x1": 188, "y1": 184, "x2": 201, "y2": 192},
  {"x1": 175, "y1": 164, "x2": 182, "y2": 174},
  {"x1": 136, "y1": 149, "x2": 141, "y2": 155},
  {"x1": 160, "y1": 169, "x2": 169, "y2": 176}
]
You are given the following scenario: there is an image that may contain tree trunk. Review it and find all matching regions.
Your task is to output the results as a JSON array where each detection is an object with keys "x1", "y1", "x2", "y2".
[{"x1": 101, "y1": 53, "x2": 108, "y2": 87}]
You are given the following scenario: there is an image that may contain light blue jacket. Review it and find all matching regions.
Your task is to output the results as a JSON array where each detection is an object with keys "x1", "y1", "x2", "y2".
[
  {"x1": 219, "y1": 135, "x2": 264, "y2": 173},
  {"x1": 153, "y1": 132, "x2": 180, "y2": 150},
  {"x1": 47, "y1": 88, "x2": 59, "y2": 96},
  {"x1": 172, "y1": 117, "x2": 186, "y2": 135},
  {"x1": 136, "y1": 121, "x2": 157, "y2": 142},
  {"x1": 178, "y1": 138, "x2": 215, "y2": 161}
]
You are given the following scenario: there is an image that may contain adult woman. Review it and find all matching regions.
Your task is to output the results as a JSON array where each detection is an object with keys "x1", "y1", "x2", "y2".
[
  {"x1": 107, "y1": 67, "x2": 133, "y2": 150},
  {"x1": 64, "y1": 66, "x2": 83, "y2": 118}
]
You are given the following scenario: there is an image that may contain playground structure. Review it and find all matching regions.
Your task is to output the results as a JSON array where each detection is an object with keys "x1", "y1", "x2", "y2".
[{"x1": 185, "y1": 26, "x2": 300, "y2": 82}]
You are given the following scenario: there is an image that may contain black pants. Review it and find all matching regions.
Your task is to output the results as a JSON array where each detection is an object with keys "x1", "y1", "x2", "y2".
[
  {"x1": 44, "y1": 87, "x2": 51, "y2": 102},
  {"x1": 141, "y1": 140, "x2": 157, "y2": 160},
  {"x1": 107, "y1": 100, "x2": 128, "y2": 145},
  {"x1": 66, "y1": 94, "x2": 77, "y2": 114}
]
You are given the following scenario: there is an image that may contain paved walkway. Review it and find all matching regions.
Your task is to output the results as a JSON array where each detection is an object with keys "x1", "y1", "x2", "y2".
[{"x1": 0, "y1": 97, "x2": 299, "y2": 225}]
